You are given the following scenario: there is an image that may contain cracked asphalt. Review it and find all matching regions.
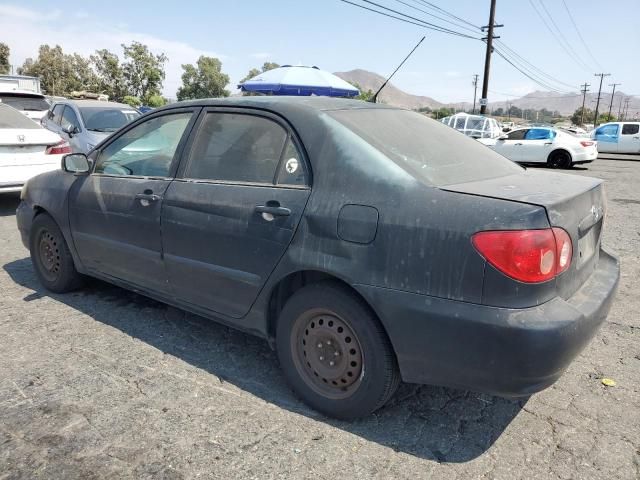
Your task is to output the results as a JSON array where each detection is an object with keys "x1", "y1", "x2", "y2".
[{"x1": 1, "y1": 159, "x2": 639, "y2": 479}]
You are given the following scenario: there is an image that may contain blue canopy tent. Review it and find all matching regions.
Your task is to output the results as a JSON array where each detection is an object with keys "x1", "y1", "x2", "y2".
[{"x1": 238, "y1": 65, "x2": 360, "y2": 97}]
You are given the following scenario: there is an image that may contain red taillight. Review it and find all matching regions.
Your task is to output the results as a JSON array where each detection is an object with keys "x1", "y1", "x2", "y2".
[
  {"x1": 580, "y1": 141, "x2": 594, "y2": 147},
  {"x1": 45, "y1": 139, "x2": 71, "y2": 155},
  {"x1": 472, "y1": 228, "x2": 572, "y2": 283}
]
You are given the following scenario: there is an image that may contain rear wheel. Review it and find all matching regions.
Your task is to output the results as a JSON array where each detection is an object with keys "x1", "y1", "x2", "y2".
[
  {"x1": 30, "y1": 213, "x2": 84, "y2": 293},
  {"x1": 547, "y1": 150, "x2": 572, "y2": 169},
  {"x1": 276, "y1": 282, "x2": 400, "y2": 419}
]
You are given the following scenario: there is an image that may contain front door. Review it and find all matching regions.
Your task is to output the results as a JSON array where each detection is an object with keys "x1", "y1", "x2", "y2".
[
  {"x1": 618, "y1": 123, "x2": 640, "y2": 153},
  {"x1": 60, "y1": 106, "x2": 84, "y2": 153},
  {"x1": 519, "y1": 128, "x2": 554, "y2": 163},
  {"x1": 593, "y1": 123, "x2": 619, "y2": 153},
  {"x1": 69, "y1": 109, "x2": 198, "y2": 293},
  {"x1": 493, "y1": 128, "x2": 527, "y2": 162},
  {"x1": 162, "y1": 109, "x2": 310, "y2": 318}
]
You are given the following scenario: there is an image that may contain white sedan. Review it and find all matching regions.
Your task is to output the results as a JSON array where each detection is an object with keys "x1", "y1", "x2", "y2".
[
  {"x1": 0, "y1": 103, "x2": 70, "y2": 193},
  {"x1": 478, "y1": 126, "x2": 598, "y2": 168}
]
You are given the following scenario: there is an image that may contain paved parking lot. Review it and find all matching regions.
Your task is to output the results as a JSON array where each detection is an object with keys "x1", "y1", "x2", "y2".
[{"x1": 1, "y1": 159, "x2": 639, "y2": 479}]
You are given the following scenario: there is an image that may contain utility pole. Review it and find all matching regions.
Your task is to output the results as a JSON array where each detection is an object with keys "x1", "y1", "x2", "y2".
[
  {"x1": 607, "y1": 83, "x2": 621, "y2": 120},
  {"x1": 579, "y1": 82, "x2": 590, "y2": 126},
  {"x1": 593, "y1": 73, "x2": 611, "y2": 128},
  {"x1": 472, "y1": 74, "x2": 479, "y2": 114},
  {"x1": 623, "y1": 97, "x2": 630, "y2": 121},
  {"x1": 480, "y1": 0, "x2": 502, "y2": 115},
  {"x1": 617, "y1": 96, "x2": 624, "y2": 120}
]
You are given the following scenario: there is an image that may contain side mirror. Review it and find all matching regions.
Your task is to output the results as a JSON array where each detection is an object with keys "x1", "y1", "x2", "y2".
[
  {"x1": 498, "y1": 134, "x2": 508, "y2": 140},
  {"x1": 62, "y1": 153, "x2": 90, "y2": 174},
  {"x1": 62, "y1": 124, "x2": 78, "y2": 136}
]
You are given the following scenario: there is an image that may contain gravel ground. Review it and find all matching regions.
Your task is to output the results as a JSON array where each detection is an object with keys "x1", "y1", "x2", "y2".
[{"x1": 1, "y1": 159, "x2": 638, "y2": 479}]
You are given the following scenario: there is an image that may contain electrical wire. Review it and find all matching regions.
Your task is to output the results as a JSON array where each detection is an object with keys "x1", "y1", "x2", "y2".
[
  {"x1": 560, "y1": 0, "x2": 603, "y2": 70},
  {"x1": 396, "y1": 0, "x2": 481, "y2": 34},
  {"x1": 415, "y1": 0, "x2": 481, "y2": 30}
]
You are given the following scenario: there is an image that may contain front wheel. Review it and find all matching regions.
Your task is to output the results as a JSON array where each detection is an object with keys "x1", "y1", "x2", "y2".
[
  {"x1": 276, "y1": 282, "x2": 400, "y2": 419},
  {"x1": 29, "y1": 213, "x2": 84, "y2": 293}
]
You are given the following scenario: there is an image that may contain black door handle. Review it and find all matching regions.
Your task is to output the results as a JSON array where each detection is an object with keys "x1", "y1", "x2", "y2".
[
  {"x1": 515, "y1": 143, "x2": 523, "y2": 146},
  {"x1": 256, "y1": 205, "x2": 291, "y2": 217},
  {"x1": 544, "y1": 142, "x2": 553, "y2": 145},
  {"x1": 135, "y1": 193, "x2": 161, "y2": 202}
]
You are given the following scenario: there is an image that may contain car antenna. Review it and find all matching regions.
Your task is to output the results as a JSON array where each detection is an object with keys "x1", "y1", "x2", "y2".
[{"x1": 370, "y1": 36, "x2": 425, "y2": 104}]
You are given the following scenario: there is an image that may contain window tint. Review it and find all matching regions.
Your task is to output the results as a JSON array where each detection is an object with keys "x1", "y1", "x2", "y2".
[
  {"x1": 329, "y1": 109, "x2": 522, "y2": 187},
  {"x1": 95, "y1": 113, "x2": 192, "y2": 177},
  {"x1": 52, "y1": 104, "x2": 65, "y2": 124},
  {"x1": 524, "y1": 128, "x2": 552, "y2": 140},
  {"x1": 507, "y1": 129, "x2": 527, "y2": 140},
  {"x1": 0, "y1": 94, "x2": 49, "y2": 111},
  {"x1": 276, "y1": 139, "x2": 306, "y2": 186},
  {"x1": 61, "y1": 106, "x2": 81, "y2": 130},
  {"x1": 186, "y1": 113, "x2": 288, "y2": 184},
  {"x1": 80, "y1": 107, "x2": 140, "y2": 132},
  {"x1": 621, "y1": 123, "x2": 639, "y2": 135},
  {"x1": 596, "y1": 124, "x2": 619, "y2": 136}
]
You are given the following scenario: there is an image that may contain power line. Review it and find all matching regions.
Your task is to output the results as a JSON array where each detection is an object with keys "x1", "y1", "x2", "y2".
[
  {"x1": 414, "y1": 0, "x2": 481, "y2": 30},
  {"x1": 492, "y1": 47, "x2": 571, "y2": 94},
  {"x1": 397, "y1": 0, "x2": 480, "y2": 34},
  {"x1": 339, "y1": 0, "x2": 455, "y2": 32},
  {"x1": 528, "y1": 0, "x2": 591, "y2": 72},
  {"x1": 560, "y1": 0, "x2": 603, "y2": 70}
]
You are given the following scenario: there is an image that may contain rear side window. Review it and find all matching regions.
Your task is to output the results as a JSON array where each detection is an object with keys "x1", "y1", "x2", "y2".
[
  {"x1": 329, "y1": 109, "x2": 522, "y2": 186},
  {"x1": 622, "y1": 124, "x2": 639, "y2": 135},
  {"x1": 186, "y1": 113, "x2": 288, "y2": 184},
  {"x1": 525, "y1": 128, "x2": 553, "y2": 140}
]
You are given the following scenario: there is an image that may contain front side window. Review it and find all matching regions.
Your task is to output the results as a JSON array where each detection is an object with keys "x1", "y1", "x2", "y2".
[
  {"x1": 507, "y1": 129, "x2": 527, "y2": 140},
  {"x1": 94, "y1": 113, "x2": 192, "y2": 177},
  {"x1": 621, "y1": 123, "x2": 639, "y2": 135},
  {"x1": 596, "y1": 124, "x2": 619, "y2": 137},
  {"x1": 186, "y1": 113, "x2": 288, "y2": 184},
  {"x1": 61, "y1": 106, "x2": 81, "y2": 131}
]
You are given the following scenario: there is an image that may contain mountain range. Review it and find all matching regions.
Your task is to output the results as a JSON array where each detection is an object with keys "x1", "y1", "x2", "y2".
[{"x1": 334, "y1": 69, "x2": 639, "y2": 117}]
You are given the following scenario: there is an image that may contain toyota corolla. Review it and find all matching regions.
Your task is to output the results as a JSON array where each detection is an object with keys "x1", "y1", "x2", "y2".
[{"x1": 16, "y1": 97, "x2": 619, "y2": 419}]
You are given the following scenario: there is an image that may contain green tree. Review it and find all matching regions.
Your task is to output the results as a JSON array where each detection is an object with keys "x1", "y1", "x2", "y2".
[
  {"x1": 90, "y1": 49, "x2": 126, "y2": 101},
  {"x1": 146, "y1": 94, "x2": 167, "y2": 107},
  {"x1": 346, "y1": 82, "x2": 374, "y2": 101},
  {"x1": 122, "y1": 95, "x2": 141, "y2": 108},
  {"x1": 17, "y1": 45, "x2": 88, "y2": 96},
  {"x1": 571, "y1": 107, "x2": 594, "y2": 125},
  {"x1": 176, "y1": 55, "x2": 230, "y2": 100},
  {"x1": 0, "y1": 43, "x2": 10, "y2": 75},
  {"x1": 121, "y1": 42, "x2": 167, "y2": 104},
  {"x1": 432, "y1": 107, "x2": 454, "y2": 119}
]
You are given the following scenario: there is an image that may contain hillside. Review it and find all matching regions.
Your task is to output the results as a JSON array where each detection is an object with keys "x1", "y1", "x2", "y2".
[{"x1": 333, "y1": 69, "x2": 639, "y2": 117}]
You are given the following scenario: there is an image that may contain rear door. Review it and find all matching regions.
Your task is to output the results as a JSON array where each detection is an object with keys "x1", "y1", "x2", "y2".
[
  {"x1": 68, "y1": 108, "x2": 199, "y2": 294},
  {"x1": 519, "y1": 128, "x2": 555, "y2": 163},
  {"x1": 162, "y1": 108, "x2": 311, "y2": 318},
  {"x1": 618, "y1": 123, "x2": 640, "y2": 153},
  {"x1": 492, "y1": 128, "x2": 527, "y2": 162}
]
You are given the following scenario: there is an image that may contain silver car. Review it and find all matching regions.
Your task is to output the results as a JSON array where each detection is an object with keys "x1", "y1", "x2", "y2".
[{"x1": 41, "y1": 99, "x2": 140, "y2": 153}]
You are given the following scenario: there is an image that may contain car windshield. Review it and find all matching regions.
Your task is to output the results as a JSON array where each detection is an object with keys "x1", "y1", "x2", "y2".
[
  {"x1": 0, "y1": 103, "x2": 41, "y2": 129},
  {"x1": 79, "y1": 106, "x2": 141, "y2": 132},
  {"x1": 329, "y1": 108, "x2": 523, "y2": 186},
  {"x1": 0, "y1": 94, "x2": 50, "y2": 112}
]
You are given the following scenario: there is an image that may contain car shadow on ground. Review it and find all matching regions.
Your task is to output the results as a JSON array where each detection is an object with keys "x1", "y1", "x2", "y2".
[
  {"x1": 0, "y1": 194, "x2": 20, "y2": 217},
  {"x1": 4, "y1": 257, "x2": 526, "y2": 463}
]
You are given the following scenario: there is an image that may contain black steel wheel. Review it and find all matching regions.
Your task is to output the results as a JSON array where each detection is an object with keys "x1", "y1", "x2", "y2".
[
  {"x1": 276, "y1": 282, "x2": 400, "y2": 419},
  {"x1": 30, "y1": 213, "x2": 84, "y2": 293}
]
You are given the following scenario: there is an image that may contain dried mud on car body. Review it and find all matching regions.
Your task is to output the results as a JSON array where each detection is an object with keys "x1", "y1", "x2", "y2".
[{"x1": 0, "y1": 160, "x2": 639, "y2": 479}]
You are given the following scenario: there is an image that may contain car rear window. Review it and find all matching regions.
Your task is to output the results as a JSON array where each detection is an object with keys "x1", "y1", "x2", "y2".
[
  {"x1": 329, "y1": 109, "x2": 523, "y2": 186},
  {"x1": 79, "y1": 107, "x2": 140, "y2": 132},
  {"x1": 0, "y1": 103, "x2": 40, "y2": 129},
  {"x1": 0, "y1": 94, "x2": 50, "y2": 112}
]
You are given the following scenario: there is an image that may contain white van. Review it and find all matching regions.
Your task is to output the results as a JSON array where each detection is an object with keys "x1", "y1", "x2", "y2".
[{"x1": 592, "y1": 122, "x2": 640, "y2": 154}]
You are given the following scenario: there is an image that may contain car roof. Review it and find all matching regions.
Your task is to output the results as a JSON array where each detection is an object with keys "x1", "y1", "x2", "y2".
[
  {"x1": 0, "y1": 89, "x2": 46, "y2": 98},
  {"x1": 55, "y1": 99, "x2": 135, "y2": 109}
]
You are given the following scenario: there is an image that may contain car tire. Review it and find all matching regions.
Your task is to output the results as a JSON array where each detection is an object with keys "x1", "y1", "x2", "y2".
[
  {"x1": 30, "y1": 213, "x2": 84, "y2": 293},
  {"x1": 276, "y1": 281, "x2": 400, "y2": 420},
  {"x1": 548, "y1": 150, "x2": 572, "y2": 169}
]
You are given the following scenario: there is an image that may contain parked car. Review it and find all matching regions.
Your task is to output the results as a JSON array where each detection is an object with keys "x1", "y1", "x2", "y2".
[
  {"x1": 16, "y1": 97, "x2": 619, "y2": 419},
  {"x1": 0, "y1": 89, "x2": 50, "y2": 122},
  {"x1": 41, "y1": 99, "x2": 141, "y2": 153},
  {"x1": 478, "y1": 126, "x2": 598, "y2": 168},
  {"x1": 0, "y1": 103, "x2": 70, "y2": 193},
  {"x1": 501, "y1": 121, "x2": 515, "y2": 132},
  {"x1": 591, "y1": 122, "x2": 640, "y2": 154},
  {"x1": 441, "y1": 112, "x2": 502, "y2": 139}
]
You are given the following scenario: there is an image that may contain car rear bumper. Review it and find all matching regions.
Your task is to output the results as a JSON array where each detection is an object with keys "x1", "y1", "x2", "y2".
[
  {"x1": 356, "y1": 248, "x2": 620, "y2": 397},
  {"x1": 573, "y1": 148, "x2": 598, "y2": 162}
]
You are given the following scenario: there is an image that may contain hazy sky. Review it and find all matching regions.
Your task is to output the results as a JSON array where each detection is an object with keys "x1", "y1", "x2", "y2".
[{"x1": 1, "y1": 0, "x2": 638, "y2": 103}]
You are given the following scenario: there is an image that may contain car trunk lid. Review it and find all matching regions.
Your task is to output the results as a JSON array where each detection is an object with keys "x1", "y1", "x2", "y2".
[
  {"x1": 441, "y1": 169, "x2": 606, "y2": 299},
  {"x1": 0, "y1": 129, "x2": 59, "y2": 167}
]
